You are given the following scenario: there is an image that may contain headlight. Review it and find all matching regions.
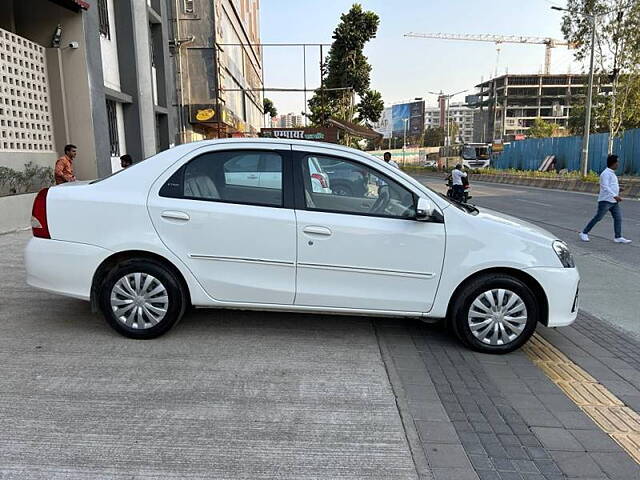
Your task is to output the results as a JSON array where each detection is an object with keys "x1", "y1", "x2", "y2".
[{"x1": 553, "y1": 240, "x2": 575, "y2": 268}]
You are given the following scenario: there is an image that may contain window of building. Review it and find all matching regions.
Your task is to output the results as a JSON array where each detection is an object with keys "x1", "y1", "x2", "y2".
[
  {"x1": 98, "y1": 0, "x2": 110, "y2": 39},
  {"x1": 183, "y1": 0, "x2": 194, "y2": 14},
  {"x1": 106, "y1": 99, "x2": 119, "y2": 157}
]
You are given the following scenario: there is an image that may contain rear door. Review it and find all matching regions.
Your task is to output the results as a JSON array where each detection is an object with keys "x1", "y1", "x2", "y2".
[{"x1": 147, "y1": 143, "x2": 296, "y2": 305}]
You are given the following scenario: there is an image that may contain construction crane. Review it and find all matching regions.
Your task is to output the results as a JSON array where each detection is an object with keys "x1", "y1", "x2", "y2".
[{"x1": 404, "y1": 32, "x2": 572, "y2": 75}]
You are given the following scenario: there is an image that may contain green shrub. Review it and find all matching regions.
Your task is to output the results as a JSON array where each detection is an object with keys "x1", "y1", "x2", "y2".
[{"x1": 0, "y1": 162, "x2": 54, "y2": 196}]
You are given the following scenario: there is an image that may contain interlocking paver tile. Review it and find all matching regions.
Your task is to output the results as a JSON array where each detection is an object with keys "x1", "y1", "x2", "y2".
[
  {"x1": 548, "y1": 451, "x2": 603, "y2": 478},
  {"x1": 530, "y1": 427, "x2": 583, "y2": 452}
]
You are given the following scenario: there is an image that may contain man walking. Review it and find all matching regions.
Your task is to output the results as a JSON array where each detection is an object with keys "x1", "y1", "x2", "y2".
[
  {"x1": 54, "y1": 144, "x2": 77, "y2": 184},
  {"x1": 383, "y1": 151, "x2": 399, "y2": 169},
  {"x1": 580, "y1": 154, "x2": 632, "y2": 244}
]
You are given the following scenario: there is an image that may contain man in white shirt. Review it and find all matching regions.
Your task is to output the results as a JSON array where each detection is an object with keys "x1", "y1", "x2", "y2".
[
  {"x1": 451, "y1": 164, "x2": 467, "y2": 201},
  {"x1": 383, "y1": 151, "x2": 400, "y2": 169},
  {"x1": 580, "y1": 155, "x2": 632, "y2": 243}
]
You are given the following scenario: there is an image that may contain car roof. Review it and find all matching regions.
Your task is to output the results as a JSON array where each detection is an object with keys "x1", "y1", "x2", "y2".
[{"x1": 181, "y1": 137, "x2": 368, "y2": 156}]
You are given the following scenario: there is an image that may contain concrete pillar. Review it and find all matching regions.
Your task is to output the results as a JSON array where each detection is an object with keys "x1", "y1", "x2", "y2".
[
  {"x1": 131, "y1": 1, "x2": 157, "y2": 158},
  {"x1": 45, "y1": 48, "x2": 70, "y2": 153}
]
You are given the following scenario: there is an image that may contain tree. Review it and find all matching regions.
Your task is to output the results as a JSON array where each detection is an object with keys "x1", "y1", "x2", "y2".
[
  {"x1": 529, "y1": 118, "x2": 561, "y2": 138},
  {"x1": 423, "y1": 127, "x2": 445, "y2": 147},
  {"x1": 561, "y1": 0, "x2": 640, "y2": 151},
  {"x1": 263, "y1": 98, "x2": 277, "y2": 118},
  {"x1": 306, "y1": 4, "x2": 384, "y2": 130},
  {"x1": 568, "y1": 75, "x2": 640, "y2": 136},
  {"x1": 356, "y1": 90, "x2": 384, "y2": 126}
]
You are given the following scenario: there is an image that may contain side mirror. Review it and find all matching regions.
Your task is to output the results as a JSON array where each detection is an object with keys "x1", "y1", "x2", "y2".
[{"x1": 415, "y1": 197, "x2": 434, "y2": 221}]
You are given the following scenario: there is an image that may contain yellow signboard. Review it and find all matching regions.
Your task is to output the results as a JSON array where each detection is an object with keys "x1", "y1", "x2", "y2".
[{"x1": 195, "y1": 108, "x2": 216, "y2": 122}]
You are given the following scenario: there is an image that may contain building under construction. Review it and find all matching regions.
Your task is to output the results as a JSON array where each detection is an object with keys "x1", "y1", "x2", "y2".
[{"x1": 469, "y1": 74, "x2": 612, "y2": 142}]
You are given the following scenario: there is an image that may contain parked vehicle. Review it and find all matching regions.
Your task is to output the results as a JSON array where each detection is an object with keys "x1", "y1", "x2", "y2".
[
  {"x1": 225, "y1": 152, "x2": 331, "y2": 193},
  {"x1": 26, "y1": 139, "x2": 579, "y2": 353},
  {"x1": 316, "y1": 157, "x2": 368, "y2": 197}
]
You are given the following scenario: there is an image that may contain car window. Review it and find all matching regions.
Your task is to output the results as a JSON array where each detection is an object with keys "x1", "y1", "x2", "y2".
[
  {"x1": 301, "y1": 155, "x2": 416, "y2": 219},
  {"x1": 160, "y1": 150, "x2": 283, "y2": 207},
  {"x1": 224, "y1": 155, "x2": 259, "y2": 173},
  {"x1": 262, "y1": 155, "x2": 282, "y2": 173}
]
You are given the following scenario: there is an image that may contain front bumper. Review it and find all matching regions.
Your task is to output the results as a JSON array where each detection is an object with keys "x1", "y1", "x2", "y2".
[
  {"x1": 525, "y1": 266, "x2": 580, "y2": 327},
  {"x1": 25, "y1": 237, "x2": 111, "y2": 301}
]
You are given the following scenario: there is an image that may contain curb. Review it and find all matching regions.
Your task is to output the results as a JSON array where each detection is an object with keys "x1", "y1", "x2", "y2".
[{"x1": 407, "y1": 171, "x2": 640, "y2": 199}]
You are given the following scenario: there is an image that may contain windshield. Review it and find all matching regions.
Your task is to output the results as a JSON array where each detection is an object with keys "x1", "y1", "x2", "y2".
[{"x1": 461, "y1": 146, "x2": 477, "y2": 160}]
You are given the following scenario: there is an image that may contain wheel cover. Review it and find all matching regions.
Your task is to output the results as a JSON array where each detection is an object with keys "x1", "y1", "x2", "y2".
[
  {"x1": 110, "y1": 273, "x2": 169, "y2": 329},
  {"x1": 467, "y1": 289, "x2": 528, "y2": 346}
]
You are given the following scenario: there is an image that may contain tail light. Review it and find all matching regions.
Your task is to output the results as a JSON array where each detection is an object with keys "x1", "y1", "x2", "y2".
[
  {"x1": 31, "y1": 188, "x2": 50, "y2": 239},
  {"x1": 311, "y1": 173, "x2": 328, "y2": 188}
]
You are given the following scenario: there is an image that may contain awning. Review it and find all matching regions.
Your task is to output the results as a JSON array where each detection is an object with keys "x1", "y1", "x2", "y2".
[
  {"x1": 327, "y1": 117, "x2": 383, "y2": 140},
  {"x1": 48, "y1": 0, "x2": 90, "y2": 11}
]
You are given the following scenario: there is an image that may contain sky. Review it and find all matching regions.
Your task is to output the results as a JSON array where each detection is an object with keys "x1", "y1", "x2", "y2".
[{"x1": 260, "y1": 0, "x2": 585, "y2": 116}]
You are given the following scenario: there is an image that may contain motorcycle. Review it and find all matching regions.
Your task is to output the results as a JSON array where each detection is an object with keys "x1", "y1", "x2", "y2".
[{"x1": 445, "y1": 174, "x2": 472, "y2": 203}]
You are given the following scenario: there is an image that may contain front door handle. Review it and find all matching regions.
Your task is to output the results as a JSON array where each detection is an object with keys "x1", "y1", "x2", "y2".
[
  {"x1": 161, "y1": 210, "x2": 190, "y2": 221},
  {"x1": 246, "y1": 174, "x2": 259, "y2": 180},
  {"x1": 303, "y1": 226, "x2": 332, "y2": 237}
]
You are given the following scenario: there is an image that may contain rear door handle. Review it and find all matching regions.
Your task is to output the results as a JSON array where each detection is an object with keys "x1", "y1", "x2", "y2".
[
  {"x1": 303, "y1": 226, "x2": 332, "y2": 237},
  {"x1": 246, "y1": 174, "x2": 258, "y2": 180},
  {"x1": 161, "y1": 210, "x2": 190, "y2": 221}
]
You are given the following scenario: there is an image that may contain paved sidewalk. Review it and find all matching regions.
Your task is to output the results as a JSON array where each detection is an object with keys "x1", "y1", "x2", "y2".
[
  {"x1": 0, "y1": 231, "x2": 418, "y2": 479},
  {"x1": 377, "y1": 317, "x2": 640, "y2": 480}
]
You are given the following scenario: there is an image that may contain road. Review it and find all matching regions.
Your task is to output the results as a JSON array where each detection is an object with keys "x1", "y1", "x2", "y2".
[{"x1": 414, "y1": 174, "x2": 640, "y2": 337}]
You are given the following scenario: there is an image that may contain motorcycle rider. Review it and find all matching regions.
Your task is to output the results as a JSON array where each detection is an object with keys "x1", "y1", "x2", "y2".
[{"x1": 451, "y1": 164, "x2": 467, "y2": 202}]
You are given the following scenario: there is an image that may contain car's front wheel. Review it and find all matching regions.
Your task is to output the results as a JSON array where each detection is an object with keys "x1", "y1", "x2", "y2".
[
  {"x1": 451, "y1": 273, "x2": 539, "y2": 354},
  {"x1": 98, "y1": 259, "x2": 186, "y2": 339}
]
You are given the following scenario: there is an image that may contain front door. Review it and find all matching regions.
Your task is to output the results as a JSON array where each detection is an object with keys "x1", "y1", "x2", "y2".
[
  {"x1": 293, "y1": 146, "x2": 446, "y2": 313},
  {"x1": 148, "y1": 144, "x2": 296, "y2": 305}
]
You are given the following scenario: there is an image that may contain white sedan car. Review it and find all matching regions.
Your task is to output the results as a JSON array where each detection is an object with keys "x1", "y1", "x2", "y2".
[{"x1": 26, "y1": 139, "x2": 579, "y2": 353}]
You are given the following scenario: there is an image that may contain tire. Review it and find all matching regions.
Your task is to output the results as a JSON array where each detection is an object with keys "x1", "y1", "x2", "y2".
[
  {"x1": 331, "y1": 182, "x2": 353, "y2": 197},
  {"x1": 450, "y1": 274, "x2": 538, "y2": 354},
  {"x1": 98, "y1": 259, "x2": 186, "y2": 339}
]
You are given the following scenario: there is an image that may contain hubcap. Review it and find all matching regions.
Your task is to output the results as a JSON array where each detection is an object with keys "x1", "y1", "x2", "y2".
[
  {"x1": 110, "y1": 273, "x2": 169, "y2": 329},
  {"x1": 467, "y1": 289, "x2": 528, "y2": 346}
]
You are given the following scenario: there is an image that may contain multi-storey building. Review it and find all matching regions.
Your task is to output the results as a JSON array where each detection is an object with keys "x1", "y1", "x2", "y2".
[
  {"x1": 424, "y1": 103, "x2": 477, "y2": 144},
  {"x1": 172, "y1": 0, "x2": 263, "y2": 141},
  {"x1": 471, "y1": 74, "x2": 612, "y2": 142},
  {"x1": 273, "y1": 112, "x2": 303, "y2": 128},
  {"x1": 0, "y1": 0, "x2": 178, "y2": 179}
]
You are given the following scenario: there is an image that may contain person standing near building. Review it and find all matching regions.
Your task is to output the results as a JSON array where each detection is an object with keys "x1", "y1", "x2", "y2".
[
  {"x1": 54, "y1": 144, "x2": 77, "y2": 185},
  {"x1": 120, "y1": 154, "x2": 133, "y2": 169},
  {"x1": 383, "y1": 151, "x2": 399, "y2": 169},
  {"x1": 580, "y1": 155, "x2": 632, "y2": 244}
]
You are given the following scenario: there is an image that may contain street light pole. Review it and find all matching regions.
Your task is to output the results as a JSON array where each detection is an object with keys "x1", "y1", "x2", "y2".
[
  {"x1": 581, "y1": 15, "x2": 596, "y2": 177},
  {"x1": 428, "y1": 89, "x2": 468, "y2": 147},
  {"x1": 551, "y1": 6, "x2": 597, "y2": 177},
  {"x1": 403, "y1": 117, "x2": 409, "y2": 165}
]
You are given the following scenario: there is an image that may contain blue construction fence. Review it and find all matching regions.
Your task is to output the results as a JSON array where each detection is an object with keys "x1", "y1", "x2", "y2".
[{"x1": 493, "y1": 128, "x2": 640, "y2": 175}]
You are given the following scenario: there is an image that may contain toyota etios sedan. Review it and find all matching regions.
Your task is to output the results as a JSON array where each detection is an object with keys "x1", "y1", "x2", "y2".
[{"x1": 26, "y1": 139, "x2": 579, "y2": 354}]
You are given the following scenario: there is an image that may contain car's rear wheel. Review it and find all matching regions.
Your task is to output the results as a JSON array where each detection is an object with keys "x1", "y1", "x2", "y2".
[
  {"x1": 451, "y1": 274, "x2": 538, "y2": 354},
  {"x1": 99, "y1": 259, "x2": 186, "y2": 339},
  {"x1": 331, "y1": 182, "x2": 353, "y2": 196}
]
